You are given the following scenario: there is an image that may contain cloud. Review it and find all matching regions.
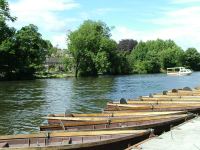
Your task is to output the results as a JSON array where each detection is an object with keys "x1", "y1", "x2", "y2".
[
  {"x1": 51, "y1": 34, "x2": 67, "y2": 49},
  {"x1": 8, "y1": 0, "x2": 80, "y2": 48},
  {"x1": 10, "y1": 0, "x2": 80, "y2": 12},
  {"x1": 112, "y1": 5, "x2": 200, "y2": 51}
]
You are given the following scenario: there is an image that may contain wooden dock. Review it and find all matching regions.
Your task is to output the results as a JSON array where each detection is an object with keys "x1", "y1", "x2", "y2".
[{"x1": 129, "y1": 117, "x2": 200, "y2": 150}]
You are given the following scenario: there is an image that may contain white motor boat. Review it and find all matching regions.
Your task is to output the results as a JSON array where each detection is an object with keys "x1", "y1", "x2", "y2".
[{"x1": 167, "y1": 67, "x2": 192, "y2": 76}]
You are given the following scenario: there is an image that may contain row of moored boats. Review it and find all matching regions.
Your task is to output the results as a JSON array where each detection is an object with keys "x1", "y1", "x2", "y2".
[{"x1": 1, "y1": 87, "x2": 200, "y2": 149}]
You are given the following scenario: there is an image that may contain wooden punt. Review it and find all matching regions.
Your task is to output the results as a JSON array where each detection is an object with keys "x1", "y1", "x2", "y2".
[
  {"x1": 40, "y1": 114, "x2": 193, "y2": 135},
  {"x1": 44, "y1": 114, "x2": 188, "y2": 123},
  {"x1": 105, "y1": 103, "x2": 200, "y2": 113},
  {"x1": 43, "y1": 111, "x2": 188, "y2": 124},
  {"x1": 113, "y1": 100, "x2": 200, "y2": 105},
  {"x1": 140, "y1": 96, "x2": 200, "y2": 101},
  {"x1": 163, "y1": 89, "x2": 200, "y2": 96},
  {"x1": 0, "y1": 130, "x2": 150, "y2": 150},
  {"x1": 152, "y1": 95, "x2": 200, "y2": 99},
  {"x1": 46, "y1": 111, "x2": 185, "y2": 118}
]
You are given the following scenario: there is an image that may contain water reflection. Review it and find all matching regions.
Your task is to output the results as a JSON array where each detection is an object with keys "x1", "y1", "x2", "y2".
[
  {"x1": 0, "y1": 72, "x2": 200, "y2": 134},
  {"x1": 0, "y1": 80, "x2": 47, "y2": 134},
  {"x1": 68, "y1": 76, "x2": 114, "y2": 113}
]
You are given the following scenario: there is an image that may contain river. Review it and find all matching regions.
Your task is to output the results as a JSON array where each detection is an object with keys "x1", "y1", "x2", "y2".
[{"x1": 0, "y1": 72, "x2": 200, "y2": 135}]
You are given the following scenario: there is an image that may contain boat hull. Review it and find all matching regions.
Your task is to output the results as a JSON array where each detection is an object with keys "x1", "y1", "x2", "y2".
[{"x1": 0, "y1": 130, "x2": 150, "y2": 150}]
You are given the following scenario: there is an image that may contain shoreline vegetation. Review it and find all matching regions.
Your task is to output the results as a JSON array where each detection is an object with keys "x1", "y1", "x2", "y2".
[
  {"x1": 1, "y1": 0, "x2": 200, "y2": 81},
  {"x1": 35, "y1": 72, "x2": 75, "y2": 79}
]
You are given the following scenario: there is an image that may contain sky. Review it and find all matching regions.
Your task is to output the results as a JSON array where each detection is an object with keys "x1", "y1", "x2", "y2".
[{"x1": 8, "y1": 0, "x2": 200, "y2": 51}]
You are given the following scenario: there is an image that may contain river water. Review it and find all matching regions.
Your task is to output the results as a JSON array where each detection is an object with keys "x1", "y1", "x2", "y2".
[{"x1": 0, "y1": 72, "x2": 200, "y2": 135}]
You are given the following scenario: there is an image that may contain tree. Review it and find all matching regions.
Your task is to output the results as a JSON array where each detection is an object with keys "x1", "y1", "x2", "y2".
[
  {"x1": 14, "y1": 25, "x2": 48, "y2": 75},
  {"x1": 67, "y1": 20, "x2": 116, "y2": 77},
  {"x1": 0, "y1": 0, "x2": 16, "y2": 21},
  {"x1": 183, "y1": 48, "x2": 200, "y2": 71},
  {"x1": 0, "y1": 0, "x2": 15, "y2": 43},
  {"x1": 0, "y1": 24, "x2": 49, "y2": 79},
  {"x1": 118, "y1": 39, "x2": 138, "y2": 52},
  {"x1": 160, "y1": 47, "x2": 184, "y2": 69},
  {"x1": 111, "y1": 51, "x2": 132, "y2": 74},
  {"x1": 129, "y1": 39, "x2": 184, "y2": 73}
]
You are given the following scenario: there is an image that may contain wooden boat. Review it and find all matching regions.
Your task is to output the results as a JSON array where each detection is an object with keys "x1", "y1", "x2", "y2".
[
  {"x1": 44, "y1": 114, "x2": 189, "y2": 123},
  {"x1": 162, "y1": 88, "x2": 200, "y2": 96},
  {"x1": 113, "y1": 100, "x2": 200, "y2": 105},
  {"x1": 41, "y1": 114, "x2": 191, "y2": 131},
  {"x1": 0, "y1": 130, "x2": 150, "y2": 150},
  {"x1": 41, "y1": 114, "x2": 193, "y2": 136},
  {"x1": 43, "y1": 111, "x2": 188, "y2": 124},
  {"x1": 46, "y1": 111, "x2": 185, "y2": 118},
  {"x1": 165, "y1": 92, "x2": 200, "y2": 96},
  {"x1": 105, "y1": 103, "x2": 200, "y2": 113},
  {"x1": 139, "y1": 96, "x2": 200, "y2": 101},
  {"x1": 152, "y1": 95, "x2": 200, "y2": 98}
]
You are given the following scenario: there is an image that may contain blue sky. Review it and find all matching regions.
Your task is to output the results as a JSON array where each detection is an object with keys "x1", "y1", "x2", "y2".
[{"x1": 8, "y1": 0, "x2": 200, "y2": 50}]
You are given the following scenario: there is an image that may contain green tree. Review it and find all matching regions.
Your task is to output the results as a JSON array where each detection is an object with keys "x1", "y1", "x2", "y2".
[
  {"x1": 183, "y1": 48, "x2": 200, "y2": 71},
  {"x1": 0, "y1": 19, "x2": 15, "y2": 43},
  {"x1": 110, "y1": 51, "x2": 132, "y2": 74},
  {"x1": 67, "y1": 20, "x2": 116, "y2": 77},
  {"x1": 129, "y1": 39, "x2": 184, "y2": 73},
  {"x1": 14, "y1": 24, "x2": 48, "y2": 76},
  {"x1": 160, "y1": 47, "x2": 184, "y2": 69},
  {"x1": 0, "y1": 0, "x2": 16, "y2": 21},
  {"x1": 0, "y1": 24, "x2": 49, "y2": 79},
  {"x1": 145, "y1": 51, "x2": 160, "y2": 73}
]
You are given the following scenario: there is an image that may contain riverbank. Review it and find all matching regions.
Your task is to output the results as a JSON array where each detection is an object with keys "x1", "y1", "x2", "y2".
[{"x1": 35, "y1": 72, "x2": 74, "y2": 79}]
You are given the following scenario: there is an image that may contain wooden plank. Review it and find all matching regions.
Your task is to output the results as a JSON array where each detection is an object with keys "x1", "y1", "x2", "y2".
[
  {"x1": 0, "y1": 132, "x2": 46, "y2": 140},
  {"x1": 49, "y1": 129, "x2": 148, "y2": 137}
]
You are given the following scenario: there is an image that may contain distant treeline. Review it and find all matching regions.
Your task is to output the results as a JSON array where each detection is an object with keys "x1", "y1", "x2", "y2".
[
  {"x1": 1, "y1": 0, "x2": 200, "y2": 80},
  {"x1": 67, "y1": 20, "x2": 200, "y2": 76}
]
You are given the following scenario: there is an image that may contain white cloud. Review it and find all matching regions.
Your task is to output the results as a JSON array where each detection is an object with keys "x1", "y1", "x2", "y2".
[
  {"x1": 112, "y1": 6, "x2": 200, "y2": 51},
  {"x1": 10, "y1": 0, "x2": 79, "y2": 12},
  {"x1": 8, "y1": 0, "x2": 80, "y2": 48},
  {"x1": 51, "y1": 34, "x2": 67, "y2": 49}
]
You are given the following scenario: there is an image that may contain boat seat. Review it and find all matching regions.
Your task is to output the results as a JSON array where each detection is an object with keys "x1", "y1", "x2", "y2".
[
  {"x1": 120, "y1": 98, "x2": 127, "y2": 104},
  {"x1": 172, "y1": 89, "x2": 178, "y2": 93},
  {"x1": 0, "y1": 142, "x2": 9, "y2": 148},
  {"x1": 183, "y1": 87, "x2": 192, "y2": 91}
]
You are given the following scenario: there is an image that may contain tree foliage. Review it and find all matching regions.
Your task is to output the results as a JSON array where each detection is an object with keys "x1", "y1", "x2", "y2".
[
  {"x1": 129, "y1": 39, "x2": 184, "y2": 73},
  {"x1": 0, "y1": 0, "x2": 16, "y2": 21},
  {"x1": 0, "y1": 24, "x2": 49, "y2": 80},
  {"x1": 183, "y1": 48, "x2": 200, "y2": 71},
  {"x1": 67, "y1": 20, "x2": 118, "y2": 77},
  {"x1": 118, "y1": 39, "x2": 138, "y2": 52}
]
